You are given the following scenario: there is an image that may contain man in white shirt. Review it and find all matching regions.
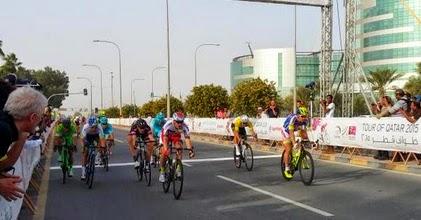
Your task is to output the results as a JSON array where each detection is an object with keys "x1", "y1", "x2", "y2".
[{"x1": 321, "y1": 95, "x2": 335, "y2": 118}]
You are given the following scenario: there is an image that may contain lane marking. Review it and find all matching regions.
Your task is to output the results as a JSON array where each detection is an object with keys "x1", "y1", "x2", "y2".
[
  {"x1": 217, "y1": 175, "x2": 334, "y2": 217},
  {"x1": 114, "y1": 138, "x2": 125, "y2": 143},
  {"x1": 50, "y1": 155, "x2": 280, "y2": 170}
]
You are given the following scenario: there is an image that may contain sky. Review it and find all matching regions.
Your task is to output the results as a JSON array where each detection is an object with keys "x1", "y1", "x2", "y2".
[{"x1": 0, "y1": 0, "x2": 345, "y2": 110}]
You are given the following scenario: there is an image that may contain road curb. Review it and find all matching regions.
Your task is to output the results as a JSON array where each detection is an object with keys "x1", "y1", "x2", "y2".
[{"x1": 190, "y1": 134, "x2": 421, "y2": 175}]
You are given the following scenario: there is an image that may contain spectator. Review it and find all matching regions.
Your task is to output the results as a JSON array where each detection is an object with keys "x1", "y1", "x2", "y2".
[
  {"x1": 256, "y1": 107, "x2": 267, "y2": 119},
  {"x1": 0, "y1": 87, "x2": 48, "y2": 171},
  {"x1": 376, "y1": 89, "x2": 408, "y2": 118},
  {"x1": 374, "y1": 96, "x2": 393, "y2": 160},
  {"x1": 321, "y1": 94, "x2": 335, "y2": 118},
  {"x1": 400, "y1": 98, "x2": 421, "y2": 123},
  {"x1": 266, "y1": 100, "x2": 280, "y2": 118},
  {"x1": 223, "y1": 107, "x2": 231, "y2": 119},
  {"x1": 0, "y1": 80, "x2": 16, "y2": 110},
  {"x1": 216, "y1": 107, "x2": 225, "y2": 119}
]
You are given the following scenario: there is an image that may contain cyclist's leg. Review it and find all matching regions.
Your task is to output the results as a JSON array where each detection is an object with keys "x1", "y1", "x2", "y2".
[
  {"x1": 146, "y1": 134, "x2": 154, "y2": 162},
  {"x1": 127, "y1": 133, "x2": 137, "y2": 162},
  {"x1": 174, "y1": 141, "x2": 183, "y2": 161},
  {"x1": 81, "y1": 139, "x2": 88, "y2": 179}
]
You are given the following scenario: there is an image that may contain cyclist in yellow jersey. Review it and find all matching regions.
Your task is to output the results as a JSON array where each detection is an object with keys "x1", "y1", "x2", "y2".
[{"x1": 231, "y1": 115, "x2": 257, "y2": 156}]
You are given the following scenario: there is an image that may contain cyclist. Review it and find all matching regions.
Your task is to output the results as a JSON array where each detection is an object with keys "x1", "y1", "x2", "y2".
[
  {"x1": 99, "y1": 116, "x2": 114, "y2": 154},
  {"x1": 54, "y1": 117, "x2": 77, "y2": 177},
  {"x1": 159, "y1": 112, "x2": 195, "y2": 183},
  {"x1": 280, "y1": 107, "x2": 309, "y2": 178},
  {"x1": 230, "y1": 115, "x2": 257, "y2": 156},
  {"x1": 80, "y1": 116, "x2": 105, "y2": 180},
  {"x1": 127, "y1": 118, "x2": 154, "y2": 169},
  {"x1": 151, "y1": 112, "x2": 166, "y2": 142}
]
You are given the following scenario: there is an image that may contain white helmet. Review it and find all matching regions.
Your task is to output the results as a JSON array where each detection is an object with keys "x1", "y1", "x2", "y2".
[{"x1": 240, "y1": 115, "x2": 249, "y2": 123}]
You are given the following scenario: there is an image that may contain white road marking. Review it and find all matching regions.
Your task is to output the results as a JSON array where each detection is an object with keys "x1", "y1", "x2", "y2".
[
  {"x1": 114, "y1": 138, "x2": 125, "y2": 143},
  {"x1": 50, "y1": 155, "x2": 279, "y2": 170},
  {"x1": 217, "y1": 175, "x2": 334, "y2": 217}
]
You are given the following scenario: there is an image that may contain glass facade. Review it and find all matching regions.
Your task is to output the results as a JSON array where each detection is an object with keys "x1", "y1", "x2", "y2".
[{"x1": 358, "y1": 0, "x2": 421, "y2": 76}]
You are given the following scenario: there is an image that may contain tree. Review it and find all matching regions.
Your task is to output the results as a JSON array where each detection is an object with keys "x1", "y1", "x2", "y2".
[
  {"x1": 104, "y1": 107, "x2": 120, "y2": 118},
  {"x1": 365, "y1": 68, "x2": 403, "y2": 97},
  {"x1": 0, "y1": 40, "x2": 4, "y2": 58},
  {"x1": 154, "y1": 96, "x2": 184, "y2": 117},
  {"x1": 185, "y1": 84, "x2": 229, "y2": 117},
  {"x1": 0, "y1": 53, "x2": 22, "y2": 76},
  {"x1": 122, "y1": 104, "x2": 138, "y2": 118},
  {"x1": 404, "y1": 62, "x2": 421, "y2": 95},
  {"x1": 281, "y1": 86, "x2": 313, "y2": 115},
  {"x1": 353, "y1": 94, "x2": 370, "y2": 116},
  {"x1": 33, "y1": 67, "x2": 69, "y2": 108},
  {"x1": 138, "y1": 100, "x2": 158, "y2": 117},
  {"x1": 230, "y1": 78, "x2": 279, "y2": 116}
]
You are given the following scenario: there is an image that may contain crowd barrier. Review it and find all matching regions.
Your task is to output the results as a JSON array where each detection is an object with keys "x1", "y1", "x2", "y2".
[
  {"x1": 110, "y1": 117, "x2": 421, "y2": 154},
  {"x1": 0, "y1": 122, "x2": 55, "y2": 220}
]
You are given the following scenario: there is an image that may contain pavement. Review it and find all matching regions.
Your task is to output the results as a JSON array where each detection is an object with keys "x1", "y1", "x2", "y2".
[{"x1": 39, "y1": 127, "x2": 421, "y2": 220}]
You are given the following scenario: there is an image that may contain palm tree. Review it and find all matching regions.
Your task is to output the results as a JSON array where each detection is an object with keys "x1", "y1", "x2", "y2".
[
  {"x1": 0, "y1": 40, "x2": 4, "y2": 57},
  {"x1": 365, "y1": 68, "x2": 404, "y2": 97},
  {"x1": 417, "y1": 62, "x2": 421, "y2": 75},
  {"x1": 0, "y1": 53, "x2": 22, "y2": 74}
]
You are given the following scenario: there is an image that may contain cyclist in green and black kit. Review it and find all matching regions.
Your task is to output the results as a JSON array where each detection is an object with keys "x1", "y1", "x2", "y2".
[{"x1": 55, "y1": 117, "x2": 77, "y2": 177}]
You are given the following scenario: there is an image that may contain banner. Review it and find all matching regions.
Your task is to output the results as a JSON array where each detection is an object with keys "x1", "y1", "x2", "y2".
[{"x1": 110, "y1": 117, "x2": 421, "y2": 153}]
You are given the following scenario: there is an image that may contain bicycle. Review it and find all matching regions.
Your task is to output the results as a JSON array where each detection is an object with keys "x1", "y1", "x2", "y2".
[
  {"x1": 58, "y1": 143, "x2": 73, "y2": 184},
  {"x1": 280, "y1": 139, "x2": 315, "y2": 185},
  {"x1": 85, "y1": 141, "x2": 97, "y2": 189},
  {"x1": 152, "y1": 141, "x2": 161, "y2": 168},
  {"x1": 101, "y1": 138, "x2": 113, "y2": 172},
  {"x1": 233, "y1": 136, "x2": 254, "y2": 171},
  {"x1": 135, "y1": 138, "x2": 152, "y2": 186},
  {"x1": 162, "y1": 143, "x2": 188, "y2": 200}
]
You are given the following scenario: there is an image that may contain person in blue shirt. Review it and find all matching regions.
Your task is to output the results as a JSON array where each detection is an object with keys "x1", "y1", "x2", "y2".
[
  {"x1": 151, "y1": 112, "x2": 166, "y2": 143},
  {"x1": 99, "y1": 116, "x2": 114, "y2": 152}
]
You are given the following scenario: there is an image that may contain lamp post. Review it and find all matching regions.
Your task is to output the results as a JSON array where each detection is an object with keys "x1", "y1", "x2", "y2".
[
  {"x1": 76, "y1": 77, "x2": 93, "y2": 114},
  {"x1": 131, "y1": 78, "x2": 145, "y2": 115},
  {"x1": 165, "y1": 0, "x2": 171, "y2": 118},
  {"x1": 93, "y1": 40, "x2": 122, "y2": 116},
  {"x1": 110, "y1": 72, "x2": 114, "y2": 107},
  {"x1": 82, "y1": 64, "x2": 103, "y2": 109},
  {"x1": 151, "y1": 66, "x2": 166, "y2": 99},
  {"x1": 194, "y1": 43, "x2": 220, "y2": 86}
]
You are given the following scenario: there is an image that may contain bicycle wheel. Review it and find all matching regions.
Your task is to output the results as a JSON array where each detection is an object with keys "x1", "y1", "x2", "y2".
[
  {"x1": 104, "y1": 143, "x2": 111, "y2": 172},
  {"x1": 280, "y1": 150, "x2": 294, "y2": 181},
  {"x1": 172, "y1": 159, "x2": 183, "y2": 200},
  {"x1": 233, "y1": 147, "x2": 241, "y2": 168},
  {"x1": 243, "y1": 143, "x2": 254, "y2": 171},
  {"x1": 61, "y1": 149, "x2": 68, "y2": 184},
  {"x1": 162, "y1": 159, "x2": 172, "y2": 193},
  {"x1": 144, "y1": 158, "x2": 151, "y2": 187},
  {"x1": 298, "y1": 150, "x2": 315, "y2": 186},
  {"x1": 88, "y1": 153, "x2": 95, "y2": 189},
  {"x1": 136, "y1": 149, "x2": 143, "y2": 181}
]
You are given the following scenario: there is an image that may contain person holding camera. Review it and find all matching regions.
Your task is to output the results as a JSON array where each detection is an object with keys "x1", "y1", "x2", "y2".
[{"x1": 320, "y1": 94, "x2": 335, "y2": 118}]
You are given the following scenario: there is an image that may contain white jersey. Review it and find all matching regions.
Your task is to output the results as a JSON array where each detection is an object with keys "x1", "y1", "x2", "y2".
[{"x1": 81, "y1": 123, "x2": 104, "y2": 139}]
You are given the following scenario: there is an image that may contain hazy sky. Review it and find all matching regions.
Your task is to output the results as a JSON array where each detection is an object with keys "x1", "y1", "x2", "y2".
[{"x1": 1, "y1": 0, "x2": 345, "y2": 110}]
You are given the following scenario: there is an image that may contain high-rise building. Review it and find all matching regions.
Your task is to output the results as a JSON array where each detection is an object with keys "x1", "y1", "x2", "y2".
[{"x1": 357, "y1": 0, "x2": 421, "y2": 87}]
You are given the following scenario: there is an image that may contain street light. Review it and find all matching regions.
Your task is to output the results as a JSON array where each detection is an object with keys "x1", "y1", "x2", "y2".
[
  {"x1": 109, "y1": 72, "x2": 114, "y2": 107},
  {"x1": 165, "y1": 0, "x2": 171, "y2": 118},
  {"x1": 151, "y1": 66, "x2": 166, "y2": 99},
  {"x1": 93, "y1": 39, "x2": 122, "y2": 116},
  {"x1": 194, "y1": 43, "x2": 220, "y2": 86},
  {"x1": 82, "y1": 64, "x2": 103, "y2": 109},
  {"x1": 76, "y1": 77, "x2": 93, "y2": 114},
  {"x1": 131, "y1": 78, "x2": 145, "y2": 105}
]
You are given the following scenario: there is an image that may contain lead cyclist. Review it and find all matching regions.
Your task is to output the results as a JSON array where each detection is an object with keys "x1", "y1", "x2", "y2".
[{"x1": 280, "y1": 107, "x2": 309, "y2": 178}]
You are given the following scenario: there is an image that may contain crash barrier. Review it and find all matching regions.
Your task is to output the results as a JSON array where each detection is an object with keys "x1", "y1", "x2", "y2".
[
  {"x1": 110, "y1": 117, "x2": 420, "y2": 164},
  {"x1": 0, "y1": 121, "x2": 55, "y2": 220}
]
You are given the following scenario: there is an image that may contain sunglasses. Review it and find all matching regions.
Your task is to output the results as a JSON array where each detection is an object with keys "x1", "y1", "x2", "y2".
[{"x1": 175, "y1": 120, "x2": 183, "y2": 124}]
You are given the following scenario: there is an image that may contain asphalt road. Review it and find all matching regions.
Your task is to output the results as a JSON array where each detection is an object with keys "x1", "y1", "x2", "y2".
[{"x1": 43, "y1": 128, "x2": 421, "y2": 220}]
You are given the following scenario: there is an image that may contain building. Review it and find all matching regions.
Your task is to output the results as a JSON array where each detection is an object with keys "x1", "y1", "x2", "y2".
[
  {"x1": 230, "y1": 48, "x2": 343, "y2": 95},
  {"x1": 357, "y1": 0, "x2": 421, "y2": 87}
]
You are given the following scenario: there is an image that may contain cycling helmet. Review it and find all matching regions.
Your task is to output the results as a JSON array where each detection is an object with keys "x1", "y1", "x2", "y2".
[
  {"x1": 240, "y1": 115, "x2": 249, "y2": 123},
  {"x1": 297, "y1": 107, "x2": 308, "y2": 117},
  {"x1": 88, "y1": 116, "x2": 97, "y2": 126},
  {"x1": 99, "y1": 116, "x2": 108, "y2": 125},
  {"x1": 156, "y1": 112, "x2": 165, "y2": 121},
  {"x1": 62, "y1": 118, "x2": 71, "y2": 128},
  {"x1": 135, "y1": 119, "x2": 148, "y2": 129},
  {"x1": 173, "y1": 112, "x2": 185, "y2": 122},
  {"x1": 98, "y1": 110, "x2": 106, "y2": 117}
]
